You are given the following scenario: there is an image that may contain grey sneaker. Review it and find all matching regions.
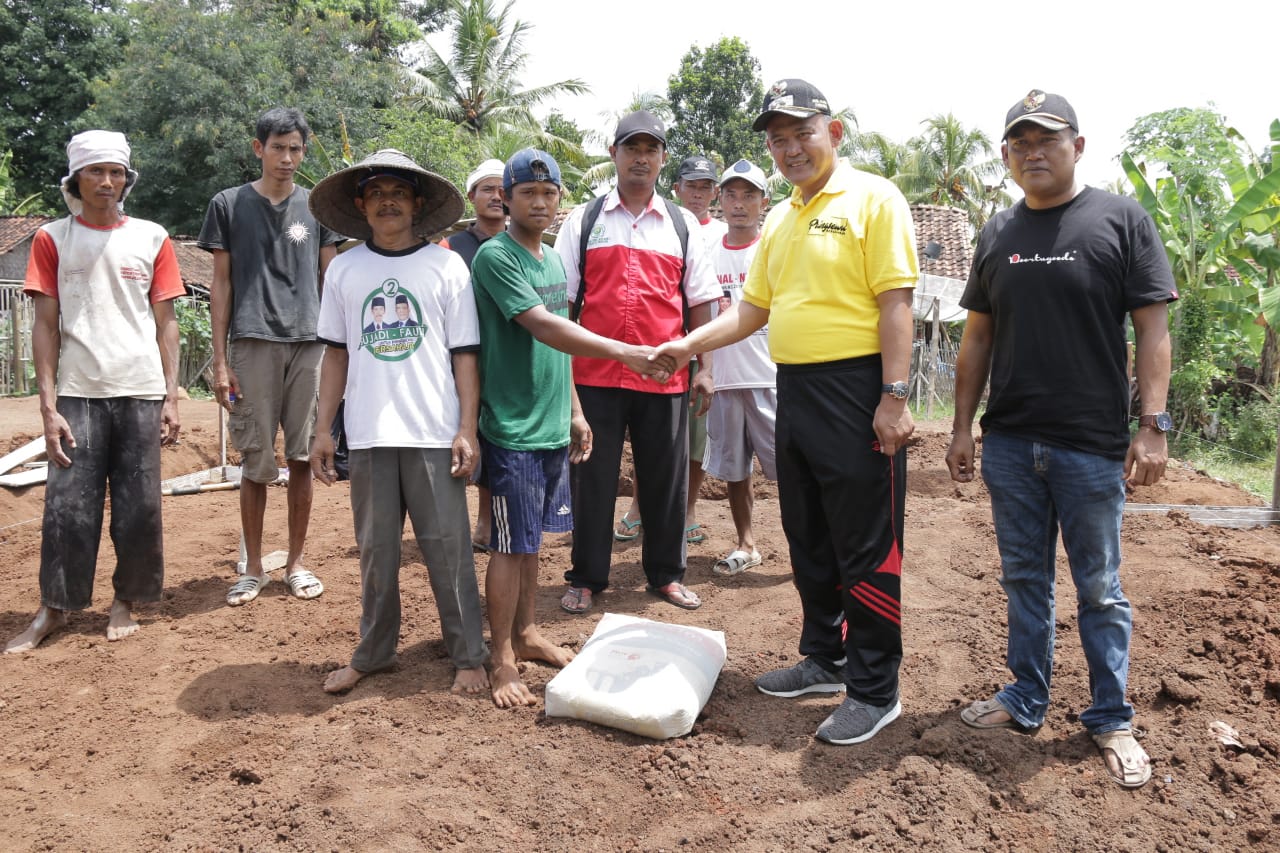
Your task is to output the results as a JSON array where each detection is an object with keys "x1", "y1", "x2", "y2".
[
  {"x1": 815, "y1": 696, "x2": 902, "y2": 745},
  {"x1": 755, "y1": 658, "x2": 846, "y2": 698}
]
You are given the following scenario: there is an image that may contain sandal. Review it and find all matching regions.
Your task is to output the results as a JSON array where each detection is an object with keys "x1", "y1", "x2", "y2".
[
  {"x1": 714, "y1": 549, "x2": 761, "y2": 577},
  {"x1": 226, "y1": 574, "x2": 267, "y2": 607},
  {"x1": 960, "y1": 697, "x2": 1024, "y2": 730},
  {"x1": 559, "y1": 586, "x2": 593, "y2": 614},
  {"x1": 284, "y1": 569, "x2": 325, "y2": 600},
  {"x1": 685, "y1": 524, "x2": 707, "y2": 544},
  {"x1": 647, "y1": 581, "x2": 701, "y2": 610},
  {"x1": 613, "y1": 516, "x2": 642, "y2": 541},
  {"x1": 1092, "y1": 729, "x2": 1152, "y2": 788}
]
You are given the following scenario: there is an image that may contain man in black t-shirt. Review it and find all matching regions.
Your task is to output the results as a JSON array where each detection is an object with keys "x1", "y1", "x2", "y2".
[{"x1": 946, "y1": 90, "x2": 1177, "y2": 789}]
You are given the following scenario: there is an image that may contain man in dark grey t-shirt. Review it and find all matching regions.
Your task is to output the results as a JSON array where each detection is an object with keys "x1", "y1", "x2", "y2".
[{"x1": 197, "y1": 107, "x2": 343, "y2": 608}]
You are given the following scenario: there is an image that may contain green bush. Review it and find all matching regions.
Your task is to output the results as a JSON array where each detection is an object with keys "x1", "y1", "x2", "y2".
[
  {"x1": 175, "y1": 297, "x2": 212, "y2": 391},
  {"x1": 1222, "y1": 396, "x2": 1278, "y2": 459}
]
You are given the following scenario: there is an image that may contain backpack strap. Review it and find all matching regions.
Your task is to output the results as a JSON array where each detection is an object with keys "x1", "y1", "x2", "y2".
[
  {"x1": 571, "y1": 195, "x2": 608, "y2": 322},
  {"x1": 571, "y1": 195, "x2": 693, "y2": 329},
  {"x1": 660, "y1": 198, "x2": 691, "y2": 329}
]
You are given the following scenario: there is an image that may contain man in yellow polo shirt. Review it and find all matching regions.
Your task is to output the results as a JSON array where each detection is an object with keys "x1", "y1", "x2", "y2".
[{"x1": 654, "y1": 78, "x2": 917, "y2": 745}]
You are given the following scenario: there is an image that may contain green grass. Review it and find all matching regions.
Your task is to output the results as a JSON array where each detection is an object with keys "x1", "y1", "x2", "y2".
[{"x1": 1172, "y1": 437, "x2": 1275, "y2": 504}]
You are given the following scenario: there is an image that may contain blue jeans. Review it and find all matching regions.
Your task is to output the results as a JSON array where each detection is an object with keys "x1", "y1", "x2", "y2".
[{"x1": 980, "y1": 432, "x2": 1133, "y2": 734}]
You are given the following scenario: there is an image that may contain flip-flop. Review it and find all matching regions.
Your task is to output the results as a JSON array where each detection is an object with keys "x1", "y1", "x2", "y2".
[
  {"x1": 559, "y1": 586, "x2": 592, "y2": 614},
  {"x1": 226, "y1": 574, "x2": 267, "y2": 607},
  {"x1": 647, "y1": 581, "x2": 702, "y2": 610},
  {"x1": 960, "y1": 697, "x2": 1024, "y2": 729},
  {"x1": 1092, "y1": 729, "x2": 1152, "y2": 788},
  {"x1": 284, "y1": 569, "x2": 324, "y2": 600},
  {"x1": 714, "y1": 549, "x2": 762, "y2": 576},
  {"x1": 613, "y1": 517, "x2": 642, "y2": 541},
  {"x1": 685, "y1": 524, "x2": 707, "y2": 544}
]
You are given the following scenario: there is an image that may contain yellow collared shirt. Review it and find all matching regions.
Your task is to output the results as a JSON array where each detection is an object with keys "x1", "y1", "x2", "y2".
[{"x1": 743, "y1": 162, "x2": 918, "y2": 364}]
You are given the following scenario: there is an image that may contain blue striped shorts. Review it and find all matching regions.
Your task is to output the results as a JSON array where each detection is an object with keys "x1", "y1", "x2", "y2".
[{"x1": 480, "y1": 438, "x2": 573, "y2": 554}]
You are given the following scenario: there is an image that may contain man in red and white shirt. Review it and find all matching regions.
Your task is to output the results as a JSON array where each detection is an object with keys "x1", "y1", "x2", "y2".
[
  {"x1": 6, "y1": 130, "x2": 183, "y2": 653},
  {"x1": 554, "y1": 110, "x2": 720, "y2": 613}
]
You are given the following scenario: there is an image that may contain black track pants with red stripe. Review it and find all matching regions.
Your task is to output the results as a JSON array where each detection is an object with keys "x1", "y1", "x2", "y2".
[{"x1": 775, "y1": 355, "x2": 906, "y2": 707}]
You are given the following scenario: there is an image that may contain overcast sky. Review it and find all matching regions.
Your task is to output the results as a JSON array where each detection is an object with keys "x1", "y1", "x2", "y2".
[{"x1": 428, "y1": 0, "x2": 1278, "y2": 189}]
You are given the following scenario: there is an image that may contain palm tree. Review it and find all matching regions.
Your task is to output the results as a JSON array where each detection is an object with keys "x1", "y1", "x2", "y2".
[
  {"x1": 578, "y1": 90, "x2": 673, "y2": 195},
  {"x1": 901, "y1": 114, "x2": 1008, "y2": 230},
  {"x1": 845, "y1": 130, "x2": 914, "y2": 183},
  {"x1": 410, "y1": 0, "x2": 588, "y2": 135}
]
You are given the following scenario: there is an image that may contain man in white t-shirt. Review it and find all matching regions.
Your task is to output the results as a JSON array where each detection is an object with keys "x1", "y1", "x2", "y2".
[
  {"x1": 308, "y1": 149, "x2": 489, "y2": 696},
  {"x1": 7, "y1": 130, "x2": 183, "y2": 653},
  {"x1": 704, "y1": 160, "x2": 776, "y2": 576}
]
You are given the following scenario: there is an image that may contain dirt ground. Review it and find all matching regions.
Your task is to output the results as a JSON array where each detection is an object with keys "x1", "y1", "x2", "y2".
[{"x1": 1, "y1": 395, "x2": 1278, "y2": 852}]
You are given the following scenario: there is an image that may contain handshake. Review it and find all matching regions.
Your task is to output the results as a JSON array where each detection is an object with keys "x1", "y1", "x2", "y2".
[{"x1": 618, "y1": 339, "x2": 692, "y2": 384}]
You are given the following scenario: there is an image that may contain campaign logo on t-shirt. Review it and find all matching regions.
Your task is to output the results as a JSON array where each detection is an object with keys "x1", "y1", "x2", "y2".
[{"x1": 359, "y1": 278, "x2": 425, "y2": 360}]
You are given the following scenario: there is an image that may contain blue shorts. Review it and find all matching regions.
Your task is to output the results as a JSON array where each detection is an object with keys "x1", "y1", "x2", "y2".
[{"x1": 481, "y1": 439, "x2": 573, "y2": 554}]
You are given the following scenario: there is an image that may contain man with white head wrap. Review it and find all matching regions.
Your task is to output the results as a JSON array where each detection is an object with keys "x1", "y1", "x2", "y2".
[{"x1": 6, "y1": 130, "x2": 184, "y2": 653}]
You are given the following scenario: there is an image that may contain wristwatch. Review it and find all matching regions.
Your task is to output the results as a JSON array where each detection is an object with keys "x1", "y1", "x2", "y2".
[
  {"x1": 881, "y1": 381, "x2": 909, "y2": 400},
  {"x1": 1138, "y1": 411, "x2": 1173, "y2": 433}
]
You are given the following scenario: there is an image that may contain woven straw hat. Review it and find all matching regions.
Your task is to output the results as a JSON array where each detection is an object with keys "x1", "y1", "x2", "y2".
[{"x1": 308, "y1": 149, "x2": 464, "y2": 242}]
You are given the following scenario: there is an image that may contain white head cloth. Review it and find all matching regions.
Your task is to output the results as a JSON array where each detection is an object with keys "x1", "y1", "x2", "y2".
[{"x1": 59, "y1": 130, "x2": 139, "y2": 216}]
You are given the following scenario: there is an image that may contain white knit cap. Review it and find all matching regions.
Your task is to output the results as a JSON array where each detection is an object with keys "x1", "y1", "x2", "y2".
[
  {"x1": 59, "y1": 130, "x2": 139, "y2": 215},
  {"x1": 464, "y1": 159, "x2": 505, "y2": 194}
]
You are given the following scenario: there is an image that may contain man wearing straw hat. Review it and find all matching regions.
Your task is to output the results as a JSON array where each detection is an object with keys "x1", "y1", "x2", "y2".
[
  {"x1": 6, "y1": 130, "x2": 183, "y2": 653},
  {"x1": 308, "y1": 149, "x2": 489, "y2": 696}
]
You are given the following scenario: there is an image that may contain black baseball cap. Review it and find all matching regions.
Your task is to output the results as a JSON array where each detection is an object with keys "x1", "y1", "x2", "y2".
[
  {"x1": 1002, "y1": 89, "x2": 1079, "y2": 139},
  {"x1": 675, "y1": 155, "x2": 717, "y2": 182},
  {"x1": 614, "y1": 110, "x2": 667, "y2": 146},
  {"x1": 752, "y1": 79, "x2": 832, "y2": 131}
]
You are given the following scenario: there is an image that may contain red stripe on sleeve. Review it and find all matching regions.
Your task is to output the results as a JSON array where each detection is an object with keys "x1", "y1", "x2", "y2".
[
  {"x1": 149, "y1": 237, "x2": 186, "y2": 303},
  {"x1": 23, "y1": 229, "x2": 59, "y2": 299}
]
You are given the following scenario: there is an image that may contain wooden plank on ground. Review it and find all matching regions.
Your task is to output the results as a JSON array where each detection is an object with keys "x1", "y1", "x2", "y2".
[{"x1": 0, "y1": 437, "x2": 43, "y2": 476}]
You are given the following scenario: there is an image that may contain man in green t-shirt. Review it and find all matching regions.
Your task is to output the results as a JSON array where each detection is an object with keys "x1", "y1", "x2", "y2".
[{"x1": 471, "y1": 148, "x2": 670, "y2": 707}]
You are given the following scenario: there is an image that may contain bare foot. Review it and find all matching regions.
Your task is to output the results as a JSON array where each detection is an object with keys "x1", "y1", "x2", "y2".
[
  {"x1": 105, "y1": 598, "x2": 139, "y2": 642},
  {"x1": 490, "y1": 662, "x2": 537, "y2": 708},
  {"x1": 450, "y1": 666, "x2": 489, "y2": 695},
  {"x1": 323, "y1": 665, "x2": 366, "y2": 694},
  {"x1": 514, "y1": 629, "x2": 576, "y2": 668},
  {"x1": 5, "y1": 606, "x2": 67, "y2": 653}
]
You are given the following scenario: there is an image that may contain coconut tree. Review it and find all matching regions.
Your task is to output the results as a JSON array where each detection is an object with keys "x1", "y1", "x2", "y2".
[
  {"x1": 577, "y1": 91, "x2": 673, "y2": 195},
  {"x1": 410, "y1": 0, "x2": 587, "y2": 135},
  {"x1": 899, "y1": 113, "x2": 1007, "y2": 230}
]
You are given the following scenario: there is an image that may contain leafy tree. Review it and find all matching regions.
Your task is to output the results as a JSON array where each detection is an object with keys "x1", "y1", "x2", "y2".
[
  {"x1": 86, "y1": 0, "x2": 409, "y2": 233},
  {"x1": 0, "y1": 0, "x2": 127, "y2": 208},
  {"x1": 902, "y1": 114, "x2": 1006, "y2": 230},
  {"x1": 847, "y1": 131, "x2": 914, "y2": 182},
  {"x1": 289, "y1": 0, "x2": 450, "y2": 53},
  {"x1": 1125, "y1": 107, "x2": 1242, "y2": 225},
  {"x1": 665, "y1": 37, "x2": 768, "y2": 177},
  {"x1": 579, "y1": 91, "x2": 672, "y2": 195},
  {"x1": 1123, "y1": 113, "x2": 1280, "y2": 429},
  {"x1": 0, "y1": 150, "x2": 50, "y2": 215},
  {"x1": 544, "y1": 112, "x2": 583, "y2": 148},
  {"x1": 411, "y1": 0, "x2": 588, "y2": 135}
]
